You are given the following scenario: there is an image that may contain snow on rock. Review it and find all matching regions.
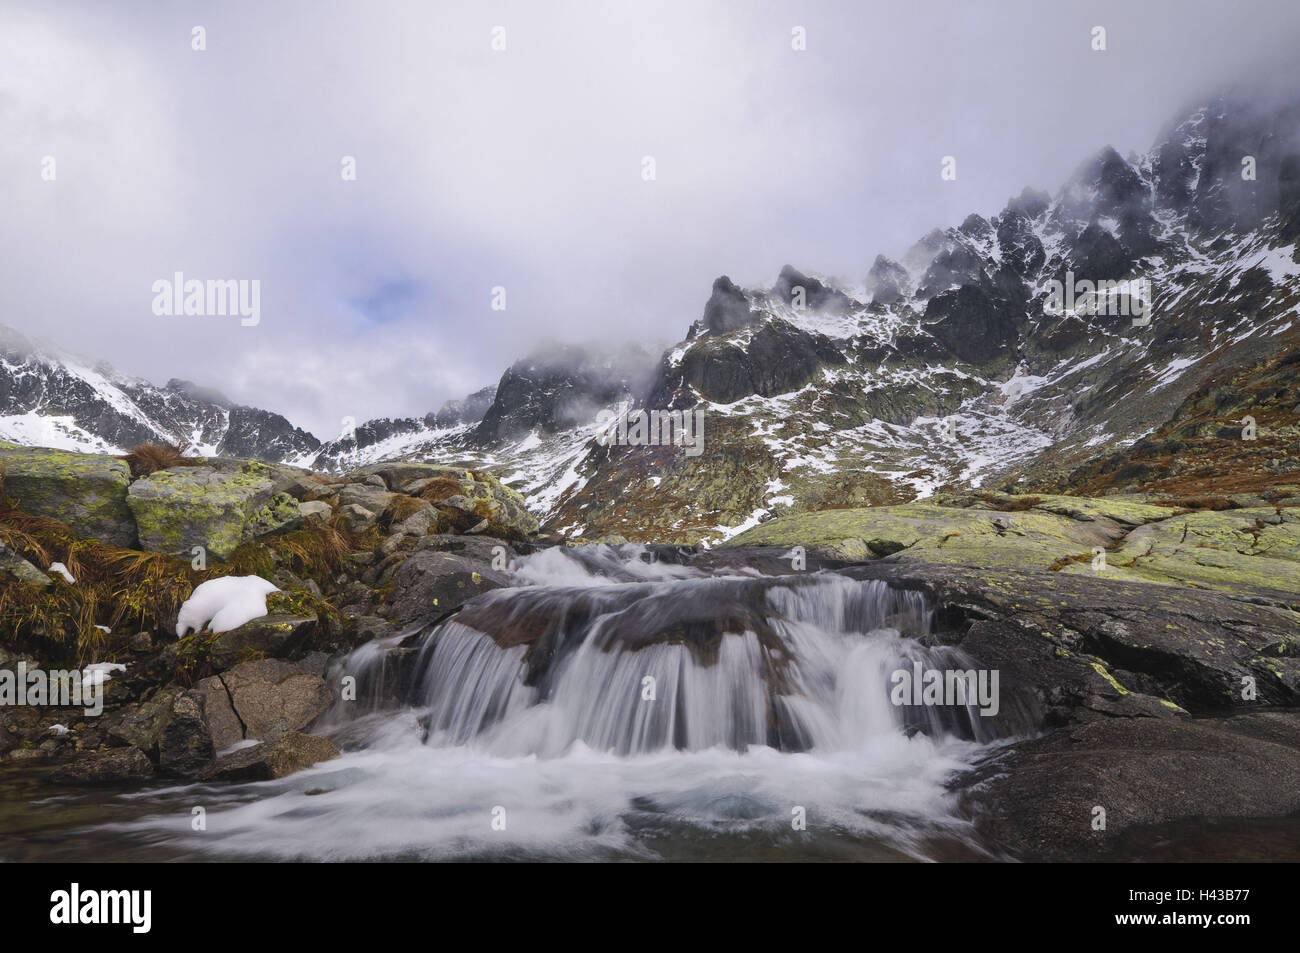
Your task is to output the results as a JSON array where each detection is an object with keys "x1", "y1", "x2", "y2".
[
  {"x1": 48, "y1": 562, "x2": 75, "y2": 584},
  {"x1": 175, "y1": 575, "x2": 280, "y2": 637}
]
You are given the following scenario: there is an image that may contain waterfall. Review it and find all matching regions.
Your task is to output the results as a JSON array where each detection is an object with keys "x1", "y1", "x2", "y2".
[
  {"x1": 90, "y1": 544, "x2": 1014, "y2": 861},
  {"x1": 337, "y1": 544, "x2": 1009, "y2": 757}
]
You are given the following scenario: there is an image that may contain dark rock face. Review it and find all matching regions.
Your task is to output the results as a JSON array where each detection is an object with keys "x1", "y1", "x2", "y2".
[
  {"x1": 1002, "y1": 186, "x2": 1050, "y2": 219},
  {"x1": 995, "y1": 211, "x2": 1046, "y2": 277},
  {"x1": 963, "y1": 713, "x2": 1300, "y2": 861},
  {"x1": 430, "y1": 385, "x2": 497, "y2": 428},
  {"x1": 864, "y1": 255, "x2": 910, "y2": 305},
  {"x1": 1058, "y1": 146, "x2": 1150, "y2": 224},
  {"x1": 106, "y1": 686, "x2": 214, "y2": 776},
  {"x1": 916, "y1": 244, "x2": 991, "y2": 298},
  {"x1": 810, "y1": 558, "x2": 1300, "y2": 860},
  {"x1": 959, "y1": 213, "x2": 994, "y2": 242},
  {"x1": 769, "y1": 265, "x2": 852, "y2": 313},
  {"x1": 385, "y1": 549, "x2": 511, "y2": 627},
  {"x1": 651, "y1": 319, "x2": 846, "y2": 406},
  {"x1": 843, "y1": 561, "x2": 1300, "y2": 719},
  {"x1": 924, "y1": 285, "x2": 1021, "y2": 366},
  {"x1": 693, "y1": 276, "x2": 758, "y2": 337},
  {"x1": 214, "y1": 405, "x2": 321, "y2": 461},
  {"x1": 1065, "y1": 223, "x2": 1134, "y2": 282},
  {"x1": 473, "y1": 344, "x2": 657, "y2": 445},
  {"x1": 1154, "y1": 140, "x2": 1197, "y2": 210}
]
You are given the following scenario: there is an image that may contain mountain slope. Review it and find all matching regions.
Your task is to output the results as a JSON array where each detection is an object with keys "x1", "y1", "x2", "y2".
[{"x1": 0, "y1": 325, "x2": 321, "y2": 462}]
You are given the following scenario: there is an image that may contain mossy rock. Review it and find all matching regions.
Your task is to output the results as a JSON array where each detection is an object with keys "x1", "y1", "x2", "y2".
[
  {"x1": 1070, "y1": 506, "x2": 1300, "y2": 593},
  {"x1": 0, "y1": 446, "x2": 136, "y2": 547},
  {"x1": 126, "y1": 463, "x2": 293, "y2": 560},
  {"x1": 724, "y1": 500, "x2": 1128, "y2": 567}
]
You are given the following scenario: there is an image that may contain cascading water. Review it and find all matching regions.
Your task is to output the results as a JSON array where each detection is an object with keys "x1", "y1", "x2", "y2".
[
  {"x1": 49, "y1": 545, "x2": 1022, "y2": 861},
  {"x1": 374, "y1": 554, "x2": 1000, "y2": 757}
]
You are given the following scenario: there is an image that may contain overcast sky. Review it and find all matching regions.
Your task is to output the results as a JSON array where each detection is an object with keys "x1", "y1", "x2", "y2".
[{"x1": 2, "y1": 0, "x2": 1298, "y2": 438}]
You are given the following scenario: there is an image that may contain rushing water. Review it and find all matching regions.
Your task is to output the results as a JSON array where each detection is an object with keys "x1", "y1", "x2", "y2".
[{"x1": 1, "y1": 545, "x2": 1019, "y2": 862}]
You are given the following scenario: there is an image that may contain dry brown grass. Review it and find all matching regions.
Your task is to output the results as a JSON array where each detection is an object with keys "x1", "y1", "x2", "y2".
[
  {"x1": 381, "y1": 495, "x2": 430, "y2": 530},
  {"x1": 416, "y1": 477, "x2": 468, "y2": 504},
  {"x1": 122, "y1": 442, "x2": 203, "y2": 479},
  {"x1": 0, "y1": 502, "x2": 199, "y2": 663}
]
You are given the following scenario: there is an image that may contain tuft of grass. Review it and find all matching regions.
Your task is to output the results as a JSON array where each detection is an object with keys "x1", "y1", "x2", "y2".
[
  {"x1": 416, "y1": 477, "x2": 468, "y2": 504},
  {"x1": 122, "y1": 442, "x2": 203, "y2": 479},
  {"x1": 227, "y1": 522, "x2": 352, "y2": 580},
  {"x1": 380, "y1": 495, "x2": 429, "y2": 530}
]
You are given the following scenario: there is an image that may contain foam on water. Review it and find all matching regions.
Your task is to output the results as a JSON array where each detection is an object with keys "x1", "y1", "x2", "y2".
[{"x1": 90, "y1": 545, "x2": 1010, "y2": 861}]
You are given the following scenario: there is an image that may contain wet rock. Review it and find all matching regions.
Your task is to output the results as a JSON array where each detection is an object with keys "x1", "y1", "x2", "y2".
[
  {"x1": 204, "y1": 612, "x2": 316, "y2": 672},
  {"x1": 198, "y1": 730, "x2": 340, "y2": 782},
  {"x1": 961, "y1": 712, "x2": 1300, "y2": 861},
  {"x1": 107, "y1": 686, "x2": 214, "y2": 776},
  {"x1": 196, "y1": 675, "x2": 244, "y2": 751},
  {"x1": 386, "y1": 550, "x2": 510, "y2": 627},
  {"x1": 50, "y1": 746, "x2": 154, "y2": 784}
]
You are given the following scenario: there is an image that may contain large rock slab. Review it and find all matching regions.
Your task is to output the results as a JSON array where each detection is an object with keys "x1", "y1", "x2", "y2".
[
  {"x1": 726, "y1": 496, "x2": 1167, "y2": 565},
  {"x1": 843, "y1": 561, "x2": 1300, "y2": 718},
  {"x1": 127, "y1": 462, "x2": 299, "y2": 559},
  {"x1": 961, "y1": 712, "x2": 1300, "y2": 861},
  {"x1": 385, "y1": 549, "x2": 510, "y2": 627},
  {"x1": 1072, "y1": 505, "x2": 1300, "y2": 592},
  {"x1": 217, "y1": 658, "x2": 333, "y2": 743},
  {"x1": 204, "y1": 612, "x2": 316, "y2": 672},
  {"x1": 0, "y1": 446, "x2": 136, "y2": 546},
  {"x1": 727, "y1": 495, "x2": 1300, "y2": 599}
]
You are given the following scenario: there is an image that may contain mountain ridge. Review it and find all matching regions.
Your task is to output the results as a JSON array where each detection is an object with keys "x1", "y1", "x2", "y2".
[{"x1": 3, "y1": 87, "x2": 1298, "y2": 542}]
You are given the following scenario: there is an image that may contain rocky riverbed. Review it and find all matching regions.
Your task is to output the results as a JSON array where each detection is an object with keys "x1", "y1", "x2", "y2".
[{"x1": 1, "y1": 444, "x2": 1297, "y2": 861}]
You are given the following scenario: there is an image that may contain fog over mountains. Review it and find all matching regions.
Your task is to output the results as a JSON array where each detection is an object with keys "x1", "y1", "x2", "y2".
[{"x1": 4, "y1": 86, "x2": 1299, "y2": 541}]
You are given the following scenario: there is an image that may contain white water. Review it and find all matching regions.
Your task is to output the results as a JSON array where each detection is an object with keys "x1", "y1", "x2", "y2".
[{"x1": 86, "y1": 545, "x2": 1006, "y2": 861}]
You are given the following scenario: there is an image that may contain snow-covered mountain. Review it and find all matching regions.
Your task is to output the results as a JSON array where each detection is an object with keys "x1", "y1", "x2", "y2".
[
  {"x1": 0, "y1": 324, "x2": 321, "y2": 462},
  {"x1": 4, "y1": 88, "x2": 1298, "y2": 544}
]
